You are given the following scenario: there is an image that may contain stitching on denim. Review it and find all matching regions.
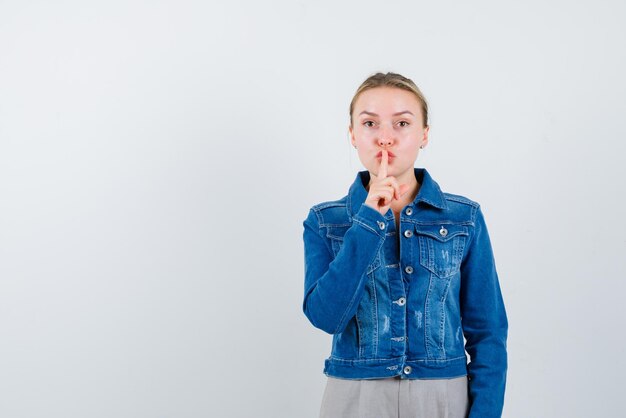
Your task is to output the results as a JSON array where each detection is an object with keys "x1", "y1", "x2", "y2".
[
  {"x1": 333, "y1": 236, "x2": 386, "y2": 334},
  {"x1": 370, "y1": 271, "x2": 379, "y2": 357},
  {"x1": 327, "y1": 355, "x2": 465, "y2": 363},
  {"x1": 326, "y1": 225, "x2": 351, "y2": 239},
  {"x1": 366, "y1": 255, "x2": 381, "y2": 274},
  {"x1": 346, "y1": 187, "x2": 353, "y2": 219},
  {"x1": 440, "y1": 291, "x2": 447, "y2": 357},
  {"x1": 384, "y1": 270, "x2": 391, "y2": 331},
  {"x1": 329, "y1": 355, "x2": 407, "y2": 363},
  {"x1": 405, "y1": 355, "x2": 467, "y2": 363},
  {"x1": 334, "y1": 278, "x2": 364, "y2": 335},
  {"x1": 311, "y1": 207, "x2": 324, "y2": 224},
  {"x1": 427, "y1": 234, "x2": 435, "y2": 273},
  {"x1": 415, "y1": 231, "x2": 468, "y2": 245},
  {"x1": 309, "y1": 208, "x2": 334, "y2": 257},
  {"x1": 322, "y1": 223, "x2": 352, "y2": 228},
  {"x1": 417, "y1": 232, "x2": 465, "y2": 278},
  {"x1": 462, "y1": 204, "x2": 479, "y2": 263},
  {"x1": 313, "y1": 201, "x2": 347, "y2": 211},
  {"x1": 454, "y1": 234, "x2": 467, "y2": 272},
  {"x1": 352, "y1": 217, "x2": 378, "y2": 235},
  {"x1": 355, "y1": 313, "x2": 363, "y2": 358},
  {"x1": 401, "y1": 280, "x2": 408, "y2": 353},
  {"x1": 313, "y1": 200, "x2": 352, "y2": 227},
  {"x1": 424, "y1": 270, "x2": 433, "y2": 359},
  {"x1": 418, "y1": 235, "x2": 427, "y2": 272},
  {"x1": 411, "y1": 220, "x2": 473, "y2": 225},
  {"x1": 443, "y1": 194, "x2": 479, "y2": 207}
]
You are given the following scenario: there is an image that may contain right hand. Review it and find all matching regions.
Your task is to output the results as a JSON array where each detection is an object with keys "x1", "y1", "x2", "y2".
[{"x1": 364, "y1": 149, "x2": 409, "y2": 216}]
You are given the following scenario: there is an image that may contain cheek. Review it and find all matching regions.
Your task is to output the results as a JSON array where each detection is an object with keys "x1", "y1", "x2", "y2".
[
  {"x1": 354, "y1": 128, "x2": 374, "y2": 139},
  {"x1": 402, "y1": 131, "x2": 423, "y2": 146}
]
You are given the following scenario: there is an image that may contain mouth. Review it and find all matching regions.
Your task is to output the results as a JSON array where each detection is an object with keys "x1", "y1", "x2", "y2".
[{"x1": 376, "y1": 151, "x2": 396, "y2": 158}]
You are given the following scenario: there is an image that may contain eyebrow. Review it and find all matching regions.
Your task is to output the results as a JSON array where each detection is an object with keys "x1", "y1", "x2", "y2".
[{"x1": 359, "y1": 110, "x2": 414, "y2": 117}]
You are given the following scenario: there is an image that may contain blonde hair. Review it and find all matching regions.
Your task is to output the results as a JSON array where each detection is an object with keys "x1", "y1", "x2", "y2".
[{"x1": 349, "y1": 72, "x2": 429, "y2": 128}]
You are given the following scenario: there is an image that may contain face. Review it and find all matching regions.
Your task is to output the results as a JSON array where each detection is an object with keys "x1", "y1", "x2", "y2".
[{"x1": 349, "y1": 86, "x2": 429, "y2": 180}]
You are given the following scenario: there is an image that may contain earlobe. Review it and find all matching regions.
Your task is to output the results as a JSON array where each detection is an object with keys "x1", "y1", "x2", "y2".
[{"x1": 422, "y1": 126, "x2": 430, "y2": 147}]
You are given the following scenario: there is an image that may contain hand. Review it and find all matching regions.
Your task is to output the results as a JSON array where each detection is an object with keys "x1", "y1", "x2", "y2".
[{"x1": 364, "y1": 149, "x2": 410, "y2": 216}]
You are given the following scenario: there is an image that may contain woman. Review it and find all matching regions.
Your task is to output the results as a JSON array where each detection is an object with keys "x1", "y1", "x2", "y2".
[{"x1": 302, "y1": 72, "x2": 508, "y2": 418}]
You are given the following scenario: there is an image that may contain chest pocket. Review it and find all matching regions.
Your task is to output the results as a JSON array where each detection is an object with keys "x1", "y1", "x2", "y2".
[
  {"x1": 414, "y1": 223, "x2": 469, "y2": 279},
  {"x1": 326, "y1": 224, "x2": 381, "y2": 273}
]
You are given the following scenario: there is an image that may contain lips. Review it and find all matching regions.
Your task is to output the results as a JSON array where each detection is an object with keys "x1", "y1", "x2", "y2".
[{"x1": 376, "y1": 151, "x2": 395, "y2": 158}]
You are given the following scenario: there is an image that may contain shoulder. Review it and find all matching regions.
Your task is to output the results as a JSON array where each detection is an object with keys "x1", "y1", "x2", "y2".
[
  {"x1": 442, "y1": 191, "x2": 480, "y2": 209},
  {"x1": 440, "y1": 191, "x2": 482, "y2": 224},
  {"x1": 306, "y1": 195, "x2": 350, "y2": 227}
]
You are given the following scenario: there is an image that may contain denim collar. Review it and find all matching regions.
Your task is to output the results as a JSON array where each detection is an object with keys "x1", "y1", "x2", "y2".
[{"x1": 347, "y1": 167, "x2": 449, "y2": 219}]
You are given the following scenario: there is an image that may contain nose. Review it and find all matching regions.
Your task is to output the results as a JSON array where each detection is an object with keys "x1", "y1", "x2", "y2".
[
  {"x1": 378, "y1": 124, "x2": 394, "y2": 147},
  {"x1": 379, "y1": 137, "x2": 392, "y2": 147},
  {"x1": 378, "y1": 125, "x2": 394, "y2": 147}
]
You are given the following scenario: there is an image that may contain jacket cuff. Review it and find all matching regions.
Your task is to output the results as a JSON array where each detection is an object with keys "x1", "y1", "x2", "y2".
[{"x1": 352, "y1": 203, "x2": 388, "y2": 237}]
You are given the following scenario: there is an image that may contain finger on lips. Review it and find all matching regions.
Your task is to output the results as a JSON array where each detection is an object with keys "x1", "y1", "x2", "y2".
[
  {"x1": 374, "y1": 149, "x2": 409, "y2": 208},
  {"x1": 379, "y1": 149, "x2": 388, "y2": 179}
]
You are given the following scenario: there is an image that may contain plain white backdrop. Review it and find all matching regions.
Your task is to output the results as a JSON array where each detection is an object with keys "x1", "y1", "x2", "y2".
[{"x1": 1, "y1": 1, "x2": 625, "y2": 417}]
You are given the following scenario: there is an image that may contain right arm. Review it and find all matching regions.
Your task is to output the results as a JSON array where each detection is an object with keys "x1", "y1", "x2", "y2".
[
  {"x1": 303, "y1": 149, "x2": 407, "y2": 334},
  {"x1": 302, "y1": 204, "x2": 387, "y2": 335}
]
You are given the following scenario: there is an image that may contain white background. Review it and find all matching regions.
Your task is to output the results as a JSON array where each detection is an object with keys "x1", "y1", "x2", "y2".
[{"x1": 1, "y1": 1, "x2": 625, "y2": 417}]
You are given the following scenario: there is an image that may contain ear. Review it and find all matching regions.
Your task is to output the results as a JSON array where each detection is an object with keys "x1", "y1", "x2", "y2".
[
  {"x1": 349, "y1": 125, "x2": 356, "y2": 147},
  {"x1": 421, "y1": 125, "x2": 430, "y2": 147}
]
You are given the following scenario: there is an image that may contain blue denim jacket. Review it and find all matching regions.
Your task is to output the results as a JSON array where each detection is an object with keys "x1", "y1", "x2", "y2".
[{"x1": 302, "y1": 167, "x2": 508, "y2": 418}]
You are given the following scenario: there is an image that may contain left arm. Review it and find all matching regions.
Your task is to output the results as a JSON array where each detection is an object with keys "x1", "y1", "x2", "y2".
[{"x1": 460, "y1": 204, "x2": 508, "y2": 418}]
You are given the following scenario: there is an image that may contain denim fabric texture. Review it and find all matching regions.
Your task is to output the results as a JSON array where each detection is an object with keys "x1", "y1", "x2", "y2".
[{"x1": 302, "y1": 167, "x2": 508, "y2": 418}]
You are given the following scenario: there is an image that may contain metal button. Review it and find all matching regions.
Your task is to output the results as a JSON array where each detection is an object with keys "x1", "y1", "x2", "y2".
[
  {"x1": 405, "y1": 208, "x2": 413, "y2": 216},
  {"x1": 377, "y1": 221, "x2": 386, "y2": 230},
  {"x1": 403, "y1": 229, "x2": 413, "y2": 238},
  {"x1": 403, "y1": 366, "x2": 412, "y2": 374},
  {"x1": 405, "y1": 266, "x2": 414, "y2": 274},
  {"x1": 439, "y1": 226, "x2": 448, "y2": 237},
  {"x1": 397, "y1": 297, "x2": 406, "y2": 306}
]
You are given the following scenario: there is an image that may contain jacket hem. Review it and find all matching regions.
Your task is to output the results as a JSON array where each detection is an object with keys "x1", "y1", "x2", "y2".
[{"x1": 323, "y1": 355, "x2": 468, "y2": 380}]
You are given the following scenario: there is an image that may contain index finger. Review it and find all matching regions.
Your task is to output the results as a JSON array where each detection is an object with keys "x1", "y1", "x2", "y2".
[{"x1": 379, "y1": 149, "x2": 388, "y2": 179}]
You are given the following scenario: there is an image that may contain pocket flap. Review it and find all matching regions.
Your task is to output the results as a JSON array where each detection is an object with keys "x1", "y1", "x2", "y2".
[{"x1": 414, "y1": 223, "x2": 469, "y2": 243}]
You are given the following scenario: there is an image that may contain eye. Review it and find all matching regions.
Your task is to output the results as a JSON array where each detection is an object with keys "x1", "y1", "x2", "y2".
[
  {"x1": 363, "y1": 120, "x2": 376, "y2": 127},
  {"x1": 398, "y1": 121, "x2": 410, "y2": 127}
]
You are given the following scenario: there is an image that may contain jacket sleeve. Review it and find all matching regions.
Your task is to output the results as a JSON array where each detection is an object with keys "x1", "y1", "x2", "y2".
[
  {"x1": 460, "y1": 204, "x2": 508, "y2": 418},
  {"x1": 302, "y1": 203, "x2": 387, "y2": 335}
]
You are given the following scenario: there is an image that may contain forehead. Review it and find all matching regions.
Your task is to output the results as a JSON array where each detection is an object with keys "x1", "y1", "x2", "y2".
[{"x1": 354, "y1": 87, "x2": 421, "y2": 115}]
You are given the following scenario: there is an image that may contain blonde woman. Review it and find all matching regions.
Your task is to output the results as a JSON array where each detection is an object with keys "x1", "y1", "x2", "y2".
[{"x1": 302, "y1": 72, "x2": 508, "y2": 418}]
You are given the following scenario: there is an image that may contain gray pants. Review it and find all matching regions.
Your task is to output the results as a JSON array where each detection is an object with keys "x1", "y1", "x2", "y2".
[{"x1": 319, "y1": 375, "x2": 469, "y2": 418}]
